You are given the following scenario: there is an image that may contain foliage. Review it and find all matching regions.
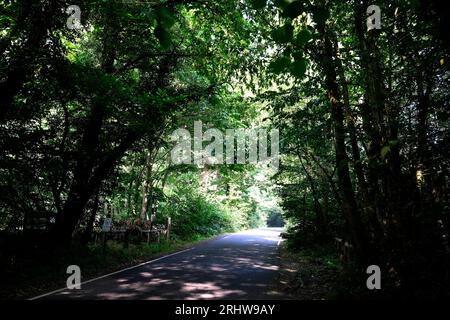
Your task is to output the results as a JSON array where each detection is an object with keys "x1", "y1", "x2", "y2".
[
  {"x1": 260, "y1": 0, "x2": 450, "y2": 298},
  {"x1": 158, "y1": 182, "x2": 236, "y2": 240},
  {"x1": 0, "y1": 0, "x2": 449, "y2": 300}
]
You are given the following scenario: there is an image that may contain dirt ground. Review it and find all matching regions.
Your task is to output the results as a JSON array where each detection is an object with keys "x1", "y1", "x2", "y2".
[{"x1": 270, "y1": 245, "x2": 339, "y2": 300}]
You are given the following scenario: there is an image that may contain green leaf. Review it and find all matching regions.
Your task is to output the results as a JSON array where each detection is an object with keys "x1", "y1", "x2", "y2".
[
  {"x1": 157, "y1": 7, "x2": 175, "y2": 29},
  {"x1": 274, "y1": 0, "x2": 290, "y2": 10},
  {"x1": 0, "y1": 15, "x2": 14, "y2": 24},
  {"x1": 283, "y1": 46, "x2": 292, "y2": 57},
  {"x1": 312, "y1": 7, "x2": 329, "y2": 25},
  {"x1": 154, "y1": 7, "x2": 175, "y2": 49},
  {"x1": 249, "y1": 0, "x2": 267, "y2": 9},
  {"x1": 269, "y1": 56, "x2": 291, "y2": 74},
  {"x1": 388, "y1": 140, "x2": 399, "y2": 147},
  {"x1": 292, "y1": 50, "x2": 303, "y2": 61},
  {"x1": 290, "y1": 58, "x2": 307, "y2": 78},
  {"x1": 296, "y1": 29, "x2": 312, "y2": 46},
  {"x1": 381, "y1": 146, "x2": 391, "y2": 160},
  {"x1": 155, "y1": 25, "x2": 172, "y2": 49},
  {"x1": 281, "y1": 1, "x2": 304, "y2": 19},
  {"x1": 271, "y1": 23, "x2": 294, "y2": 43}
]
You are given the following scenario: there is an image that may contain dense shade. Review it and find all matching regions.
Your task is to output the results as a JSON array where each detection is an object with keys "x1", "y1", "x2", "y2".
[{"x1": 0, "y1": 0, "x2": 449, "y2": 299}]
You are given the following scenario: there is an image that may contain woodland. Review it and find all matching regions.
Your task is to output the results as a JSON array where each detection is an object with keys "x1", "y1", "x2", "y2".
[{"x1": 0, "y1": 0, "x2": 449, "y2": 299}]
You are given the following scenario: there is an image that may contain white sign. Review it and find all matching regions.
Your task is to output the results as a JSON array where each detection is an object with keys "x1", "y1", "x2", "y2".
[{"x1": 102, "y1": 218, "x2": 112, "y2": 232}]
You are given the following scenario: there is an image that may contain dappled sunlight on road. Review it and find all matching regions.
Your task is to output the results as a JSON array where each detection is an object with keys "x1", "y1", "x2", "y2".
[{"x1": 45, "y1": 228, "x2": 284, "y2": 300}]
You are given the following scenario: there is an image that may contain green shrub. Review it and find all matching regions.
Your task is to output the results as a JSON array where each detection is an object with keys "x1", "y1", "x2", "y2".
[{"x1": 158, "y1": 188, "x2": 236, "y2": 240}]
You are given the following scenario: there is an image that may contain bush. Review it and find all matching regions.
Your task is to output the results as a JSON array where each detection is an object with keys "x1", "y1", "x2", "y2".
[{"x1": 158, "y1": 189, "x2": 236, "y2": 240}]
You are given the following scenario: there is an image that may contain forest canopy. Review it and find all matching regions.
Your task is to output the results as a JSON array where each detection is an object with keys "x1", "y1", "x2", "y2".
[{"x1": 0, "y1": 0, "x2": 449, "y2": 299}]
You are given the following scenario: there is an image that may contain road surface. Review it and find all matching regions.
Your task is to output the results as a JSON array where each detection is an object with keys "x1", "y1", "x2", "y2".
[{"x1": 35, "y1": 228, "x2": 284, "y2": 300}]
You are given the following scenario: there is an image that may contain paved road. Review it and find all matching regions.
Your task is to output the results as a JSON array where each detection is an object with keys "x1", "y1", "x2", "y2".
[{"x1": 36, "y1": 228, "x2": 284, "y2": 300}]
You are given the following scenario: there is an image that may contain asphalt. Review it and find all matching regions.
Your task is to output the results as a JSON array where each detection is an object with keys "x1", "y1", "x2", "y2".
[{"x1": 37, "y1": 228, "x2": 284, "y2": 300}]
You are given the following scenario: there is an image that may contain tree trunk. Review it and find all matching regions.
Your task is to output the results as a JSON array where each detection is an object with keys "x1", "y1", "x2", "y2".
[
  {"x1": 82, "y1": 189, "x2": 100, "y2": 247},
  {"x1": 299, "y1": 155, "x2": 328, "y2": 241},
  {"x1": 316, "y1": 12, "x2": 369, "y2": 261},
  {"x1": 416, "y1": 68, "x2": 433, "y2": 182},
  {"x1": 354, "y1": 2, "x2": 408, "y2": 244},
  {"x1": 140, "y1": 151, "x2": 154, "y2": 220},
  {"x1": 51, "y1": 5, "x2": 119, "y2": 245},
  {"x1": 332, "y1": 31, "x2": 383, "y2": 241}
]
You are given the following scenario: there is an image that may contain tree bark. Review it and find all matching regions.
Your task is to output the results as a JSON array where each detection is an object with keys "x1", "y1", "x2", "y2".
[
  {"x1": 140, "y1": 151, "x2": 154, "y2": 220},
  {"x1": 332, "y1": 30, "x2": 383, "y2": 241},
  {"x1": 51, "y1": 4, "x2": 119, "y2": 245},
  {"x1": 81, "y1": 189, "x2": 100, "y2": 247},
  {"x1": 316, "y1": 11, "x2": 369, "y2": 261},
  {"x1": 354, "y1": 1, "x2": 407, "y2": 244},
  {"x1": 299, "y1": 155, "x2": 328, "y2": 241}
]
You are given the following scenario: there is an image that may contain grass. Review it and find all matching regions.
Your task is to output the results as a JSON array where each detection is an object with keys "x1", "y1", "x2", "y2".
[{"x1": 1, "y1": 234, "x2": 223, "y2": 300}]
